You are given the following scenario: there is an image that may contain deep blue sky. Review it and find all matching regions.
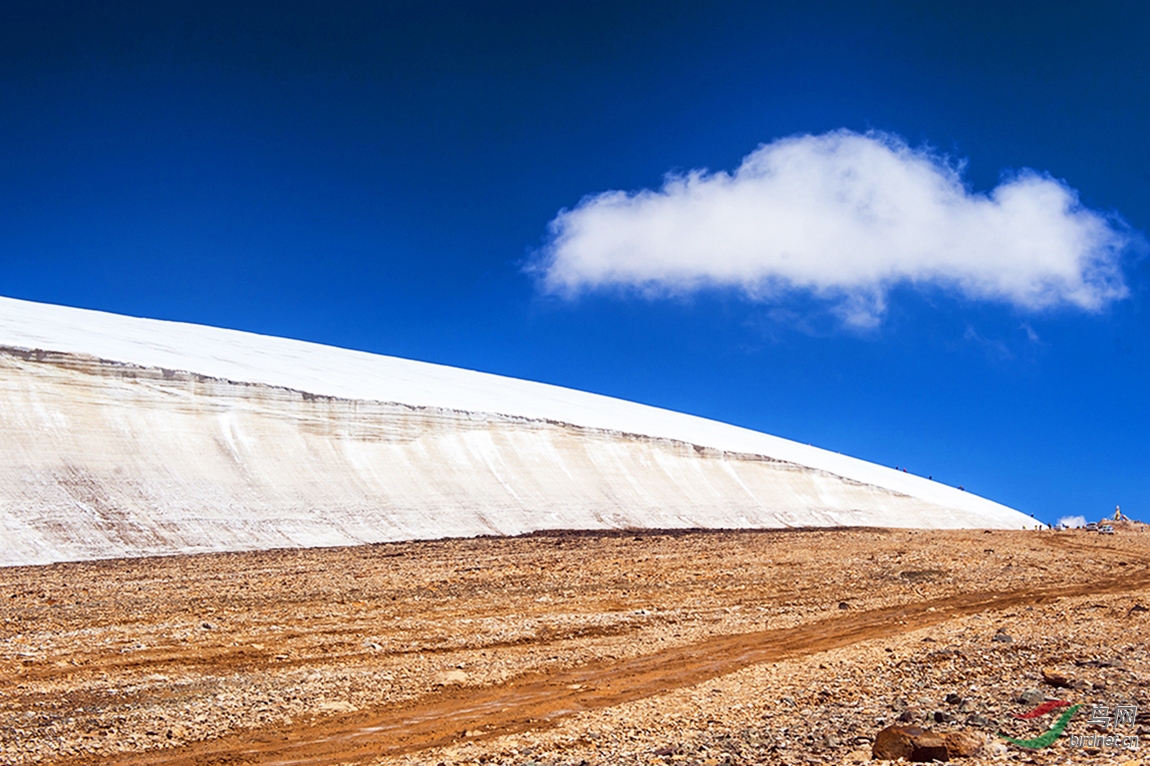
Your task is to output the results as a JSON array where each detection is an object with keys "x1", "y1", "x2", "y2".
[{"x1": 1, "y1": 1, "x2": 1147, "y2": 525}]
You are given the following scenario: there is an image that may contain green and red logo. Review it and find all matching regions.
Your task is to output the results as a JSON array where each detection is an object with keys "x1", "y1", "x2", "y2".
[{"x1": 998, "y1": 699, "x2": 1081, "y2": 749}]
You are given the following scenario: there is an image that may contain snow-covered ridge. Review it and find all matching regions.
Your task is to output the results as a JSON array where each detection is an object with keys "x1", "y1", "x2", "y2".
[
  {"x1": 0, "y1": 296, "x2": 1035, "y2": 565},
  {"x1": 0, "y1": 296, "x2": 1022, "y2": 518}
]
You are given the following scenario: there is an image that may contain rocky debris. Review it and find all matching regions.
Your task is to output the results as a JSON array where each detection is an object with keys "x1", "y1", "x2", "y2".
[{"x1": 991, "y1": 629, "x2": 1013, "y2": 643}]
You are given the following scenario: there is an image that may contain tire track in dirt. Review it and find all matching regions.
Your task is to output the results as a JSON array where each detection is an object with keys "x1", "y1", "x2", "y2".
[{"x1": 75, "y1": 560, "x2": 1150, "y2": 766}]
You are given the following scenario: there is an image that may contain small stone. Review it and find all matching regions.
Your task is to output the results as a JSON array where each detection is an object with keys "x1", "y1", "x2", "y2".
[
  {"x1": 992, "y1": 632, "x2": 1013, "y2": 643},
  {"x1": 933, "y1": 711, "x2": 957, "y2": 724},
  {"x1": 965, "y1": 714, "x2": 990, "y2": 727},
  {"x1": 872, "y1": 725, "x2": 949, "y2": 762},
  {"x1": 944, "y1": 693, "x2": 964, "y2": 706},
  {"x1": 1042, "y1": 668, "x2": 1072, "y2": 688},
  {"x1": 897, "y1": 710, "x2": 919, "y2": 723},
  {"x1": 838, "y1": 602, "x2": 851, "y2": 610},
  {"x1": 1018, "y1": 688, "x2": 1044, "y2": 706}
]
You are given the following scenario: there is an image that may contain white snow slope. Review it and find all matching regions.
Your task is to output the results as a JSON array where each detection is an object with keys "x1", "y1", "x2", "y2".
[{"x1": 0, "y1": 296, "x2": 1035, "y2": 566}]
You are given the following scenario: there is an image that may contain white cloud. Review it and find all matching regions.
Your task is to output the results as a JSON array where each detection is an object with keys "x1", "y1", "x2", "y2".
[
  {"x1": 1057, "y1": 515, "x2": 1087, "y2": 529},
  {"x1": 536, "y1": 130, "x2": 1133, "y2": 327}
]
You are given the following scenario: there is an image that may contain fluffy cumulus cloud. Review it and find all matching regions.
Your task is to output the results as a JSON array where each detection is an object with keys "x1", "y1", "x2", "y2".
[{"x1": 536, "y1": 131, "x2": 1133, "y2": 327}]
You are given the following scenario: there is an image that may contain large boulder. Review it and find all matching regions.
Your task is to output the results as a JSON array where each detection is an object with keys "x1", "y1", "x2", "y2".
[
  {"x1": 873, "y1": 726, "x2": 949, "y2": 762},
  {"x1": 873, "y1": 725, "x2": 986, "y2": 761}
]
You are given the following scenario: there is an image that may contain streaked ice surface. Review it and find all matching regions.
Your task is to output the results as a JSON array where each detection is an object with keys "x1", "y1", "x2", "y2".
[{"x1": 0, "y1": 296, "x2": 1036, "y2": 565}]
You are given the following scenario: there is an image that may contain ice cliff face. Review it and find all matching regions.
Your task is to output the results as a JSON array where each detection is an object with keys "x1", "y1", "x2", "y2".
[{"x1": 0, "y1": 297, "x2": 1035, "y2": 566}]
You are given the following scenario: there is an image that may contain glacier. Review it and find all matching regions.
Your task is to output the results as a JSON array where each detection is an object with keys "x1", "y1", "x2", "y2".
[{"x1": 0, "y1": 296, "x2": 1035, "y2": 566}]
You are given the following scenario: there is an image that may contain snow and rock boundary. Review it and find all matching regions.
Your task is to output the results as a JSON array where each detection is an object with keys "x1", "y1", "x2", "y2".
[{"x1": 0, "y1": 297, "x2": 1035, "y2": 565}]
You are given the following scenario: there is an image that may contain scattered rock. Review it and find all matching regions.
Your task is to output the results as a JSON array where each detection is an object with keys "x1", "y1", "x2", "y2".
[
  {"x1": 965, "y1": 714, "x2": 990, "y2": 727},
  {"x1": 839, "y1": 601, "x2": 851, "y2": 610},
  {"x1": 933, "y1": 710, "x2": 957, "y2": 724},
  {"x1": 944, "y1": 693, "x2": 964, "y2": 706},
  {"x1": 992, "y1": 631, "x2": 1013, "y2": 643}
]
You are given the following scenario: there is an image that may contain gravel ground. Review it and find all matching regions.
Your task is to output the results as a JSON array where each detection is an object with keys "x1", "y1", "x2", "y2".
[{"x1": 1, "y1": 524, "x2": 1148, "y2": 765}]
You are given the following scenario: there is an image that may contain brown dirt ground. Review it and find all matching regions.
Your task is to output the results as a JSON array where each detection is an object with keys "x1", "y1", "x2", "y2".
[{"x1": 2, "y1": 525, "x2": 1149, "y2": 765}]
